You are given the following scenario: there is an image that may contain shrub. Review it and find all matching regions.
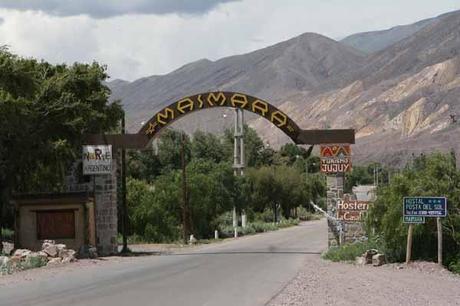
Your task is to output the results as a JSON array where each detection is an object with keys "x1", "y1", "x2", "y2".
[
  {"x1": 322, "y1": 238, "x2": 383, "y2": 262},
  {"x1": 296, "y1": 206, "x2": 322, "y2": 221},
  {"x1": 1, "y1": 228, "x2": 14, "y2": 241},
  {"x1": 366, "y1": 153, "x2": 460, "y2": 267}
]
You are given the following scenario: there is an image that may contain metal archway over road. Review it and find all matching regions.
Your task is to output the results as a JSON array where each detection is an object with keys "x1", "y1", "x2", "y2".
[{"x1": 85, "y1": 91, "x2": 355, "y2": 148}]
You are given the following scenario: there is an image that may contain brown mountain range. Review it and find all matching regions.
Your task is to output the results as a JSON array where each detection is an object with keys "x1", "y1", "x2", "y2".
[{"x1": 108, "y1": 10, "x2": 460, "y2": 165}]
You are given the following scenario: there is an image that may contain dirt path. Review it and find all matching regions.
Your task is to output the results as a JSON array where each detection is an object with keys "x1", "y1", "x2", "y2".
[{"x1": 268, "y1": 258, "x2": 460, "y2": 306}]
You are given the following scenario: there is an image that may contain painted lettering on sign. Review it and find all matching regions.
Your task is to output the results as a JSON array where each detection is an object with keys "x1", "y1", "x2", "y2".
[
  {"x1": 320, "y1": 144, "x2": 352, "y2": 173},
  {"x1": 403, "y1": 197, "x2": 447, "y2": 217},
  {"x1": 82, "y1": 145, "x2": 112, "y2": 175},
  {"x1": 336, "y1": 199, "x2": 371, "y2": 222},
  {"x1": 138, "y1": 92, "x2": 300, "y2": 142}
]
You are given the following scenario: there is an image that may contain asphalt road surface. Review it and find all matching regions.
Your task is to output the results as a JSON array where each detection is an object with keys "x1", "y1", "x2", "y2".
[{"x1": 0, "y1": 220, "x2": 327, "y2": 306}]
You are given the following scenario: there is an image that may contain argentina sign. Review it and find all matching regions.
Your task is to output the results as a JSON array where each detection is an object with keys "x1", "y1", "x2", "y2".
[{"x1": 82, "y1": 145, "x2": 112, "y2": 175}]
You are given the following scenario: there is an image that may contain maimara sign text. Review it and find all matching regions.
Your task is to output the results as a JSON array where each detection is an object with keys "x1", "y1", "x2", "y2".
[{"x1": 139, "y1": 92, "x2": 301, "y2": 142}]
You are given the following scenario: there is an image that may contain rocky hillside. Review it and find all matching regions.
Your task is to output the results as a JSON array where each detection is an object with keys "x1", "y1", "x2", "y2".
[
  {"x1": 108, "y1": 33, "x2": 364, "y2": 132},
  {"x1": 341, "y1": 17, "x2": 434, "y2": 54},
  {"x1": 108, "y1": 9, "x2": 460, "y2": 165}
]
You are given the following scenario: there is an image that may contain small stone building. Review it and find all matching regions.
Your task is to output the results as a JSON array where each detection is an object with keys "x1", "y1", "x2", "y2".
[{"x1": 12, "y1": 192, "x2": 96, "y2": 252}]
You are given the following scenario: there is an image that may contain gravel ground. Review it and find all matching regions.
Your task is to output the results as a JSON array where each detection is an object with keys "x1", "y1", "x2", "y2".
[{"x1": 267, "y1": 257, "x2": 460, "y2": 306}]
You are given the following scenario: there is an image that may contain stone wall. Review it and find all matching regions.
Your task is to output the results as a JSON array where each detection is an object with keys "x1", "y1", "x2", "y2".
[
  {"x1": 326, "y1": 174, "x2": 344, "y2": 247},
  {"x1": 93, "y1": 158, "x2": 118, "y2": 256}
]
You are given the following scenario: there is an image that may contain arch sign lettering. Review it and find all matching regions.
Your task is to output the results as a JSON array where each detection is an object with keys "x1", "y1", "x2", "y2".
[
  {"x1": 139, "y1": 92, "x2": 301, "y2": 143},
  {"x1": 85, "y1": 91, "x2": 354, "y2": 148}
]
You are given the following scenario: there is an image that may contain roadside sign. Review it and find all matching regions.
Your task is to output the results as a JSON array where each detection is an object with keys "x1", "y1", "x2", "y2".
[
  {"x1": 336, "y1": 199, "x2": 371, "y2": 222},
  {"x1": 320, "y1": 144, "x2": 352, "y2": 173},
  {"x1": 403, "y1": 216, "x2": 425, "y2": 224},
  {"x1": 403, "y1": 197, "x2": 447, "y2": 217},
  {"x1": 82, "y1": 145, "x2": 112, "y2": 175}
]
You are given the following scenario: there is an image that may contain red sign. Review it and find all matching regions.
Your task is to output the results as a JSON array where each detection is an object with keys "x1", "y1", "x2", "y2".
[{"x1": 320, "y1": 144, "x2": 352, "y2": 173}]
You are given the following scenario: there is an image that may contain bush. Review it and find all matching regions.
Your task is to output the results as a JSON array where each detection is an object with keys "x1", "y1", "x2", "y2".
[
  {"x1": 278, "y1": 218, "x2": 300, "y2": 228},
  {"x1": 296, "y1": 206, "x2": 322, "y2": 221},
  {"x1": 251, "y1": 221, "x2": 278, "y2": 232},
  {"x1": 366, "y1": 152, "x2": 460, "y2": 267},
  {"x1": 322, "y1": 239, "x2": 383, "y2": 262},
  {"x1": 448, "y1": 258, "x2": 460, "y2": 274},
  {"x1": 254, "y1": 209, "x2": 275, "y2": 223},
  {"x1": 1, "y1": 228, "x2": 14, "y2": 241}
]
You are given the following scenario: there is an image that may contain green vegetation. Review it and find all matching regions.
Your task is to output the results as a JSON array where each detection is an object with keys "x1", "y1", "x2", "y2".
[
  {"x1": 322, "y1": 238, "x2": 382, "y2": 262},
  {"x1": 366, "y1": 152, "x2": 460, "y2": 271},
  {"x1": 324, "y1": 152, "x2": 460, "y2": 274},
  {"x1": 125, "y1": 129, "x2": 325, "y2": 242},
  {"x1": 1, "y1": 228, "x2": 13, "y2": 241},
  {"x1": 0, "y1": 48, "x2": 123, "y2": 251}
]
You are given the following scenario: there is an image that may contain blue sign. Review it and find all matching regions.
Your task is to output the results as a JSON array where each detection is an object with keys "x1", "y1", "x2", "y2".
[
  {"x1": 403, "y1": 216, "x2": 425, "y2": 224},
  {"x1": 403, "y1": 197, "x2": 447, "y2": 217}
]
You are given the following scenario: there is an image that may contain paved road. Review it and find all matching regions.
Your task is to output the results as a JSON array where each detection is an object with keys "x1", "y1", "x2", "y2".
[{"x1": 0, "y1": 220, "x2": 327, "y2": 306}]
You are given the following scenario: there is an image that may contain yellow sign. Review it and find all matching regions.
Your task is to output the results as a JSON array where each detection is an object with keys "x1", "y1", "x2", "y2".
[{"x1": 139, "y1": 92, "x2": 300, "y2": 142}]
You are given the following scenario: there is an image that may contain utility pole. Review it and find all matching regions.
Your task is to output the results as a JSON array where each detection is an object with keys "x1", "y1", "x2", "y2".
[
  {"x1": 181, "y1": 133, "x2": 190, "y2": 244},
  {"x1": 121, "y1": 112, "x2": 128, "y2": 253},
  {"x1": 233, "y1": 108, "x2": 245, "y2": 234}
]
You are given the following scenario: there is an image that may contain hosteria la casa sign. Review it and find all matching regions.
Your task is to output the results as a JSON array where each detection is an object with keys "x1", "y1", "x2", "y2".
[
  {"x1": 320, "y1": 144, "x2": 351, "y2": 173},
  {"x1": 82, "y1": 145, "x2": 112, "y2": 175},
  {"x1": 337, "y1": 199, "x2": 371, "y2": 222}
]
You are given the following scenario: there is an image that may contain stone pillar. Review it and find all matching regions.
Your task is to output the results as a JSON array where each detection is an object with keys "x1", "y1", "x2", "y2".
[
  {"x1": 326, "y1": 174, "x2": 344, "y2": 247},
  {"x1": 94, "y1": 158, "x2": 118, "y2": 256}
]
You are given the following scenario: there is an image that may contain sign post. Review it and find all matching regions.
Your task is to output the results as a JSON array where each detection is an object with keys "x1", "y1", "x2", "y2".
[{"x1": 403, "y1": 197, "x2": 447, "y2": 265}]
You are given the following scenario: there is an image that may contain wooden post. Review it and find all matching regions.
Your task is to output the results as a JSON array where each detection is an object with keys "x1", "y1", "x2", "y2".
[
  {"x1": 437, "y1": 217, "x2": 443, "y2": 265},
  {"x1": 121, "y1": 113, "x2": 128, "y2": 253},
  {"x1": 406, "y1": 224, "x2": 414, "y2": 264}
]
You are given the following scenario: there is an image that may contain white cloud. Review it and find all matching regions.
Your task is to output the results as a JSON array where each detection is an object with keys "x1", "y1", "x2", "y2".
[{"x1": 0, "y1": 0, "x2": 458, "y2": 81}]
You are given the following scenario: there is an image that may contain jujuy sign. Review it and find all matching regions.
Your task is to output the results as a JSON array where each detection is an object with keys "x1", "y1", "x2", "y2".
[
  {"x1": 82, "y1": 145, "x2": 112, "y2": 175},
  {"x1": 320, "y1": 144, "x2": 352, "y2": 173}
]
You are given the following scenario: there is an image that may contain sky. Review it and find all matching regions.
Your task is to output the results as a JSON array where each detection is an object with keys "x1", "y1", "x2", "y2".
[{"x1": 0, "y1": 0, "x2": 458, "y2": 81}]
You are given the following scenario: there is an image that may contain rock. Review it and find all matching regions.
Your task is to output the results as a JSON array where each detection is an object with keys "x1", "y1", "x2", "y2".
[
  {"x1": 24, "y1": 252, "x2": 48, "y2": 268},
  {"x1": 47, "y1": 257, "x2": 62, "y2": 266},
  {"x1": 189, "y1": 234, "x2": 197, "y2": 245},
  {"x1": 0, "y1": 255, "x2": 9, "y2": 266},
  {"x1": 2, "y1": 242, "x2": 14, "y2": 255},
  {"x1": 56, "y1": 244, "x2": 67, "y2": 252},
  {"x1": 59, "y1": 249, "x2": 76, "y2": 262},
  {"x1": 79, "y1": 245, "x2": 98, "y2": 259},
  {"x1": 355, "y1": 256, "x2": 366, "y2": 265},
  {"x1": 363, "y1": 249, "x2": 379, "y2": 264},
  {"x1": 41, "y1": 240, "x2": 56, "y2": 250},
  {"x1": 13, "y1": 249, "x2": 32, "y2": 258},
  {"x1": 372, "y1": 254, "x2": 386, "y2": 266},
  {"x1": 43, "y1": 245, "x2": 58, "y2": 257},
  {"x1": 88, "y1": 247, "x2": 98, "y2": 259},
  {"x1": 27, "y1": 251, "x2": 48, "y2": 262}
]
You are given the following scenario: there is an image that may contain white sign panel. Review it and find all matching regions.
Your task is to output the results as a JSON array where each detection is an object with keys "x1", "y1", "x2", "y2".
[{"x1": 82, "y1": 145, "x2": 112, "y2": 175}]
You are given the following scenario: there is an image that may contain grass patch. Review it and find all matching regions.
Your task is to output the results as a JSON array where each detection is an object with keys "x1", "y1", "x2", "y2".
[
  {"x1": 322, "y1": 239, "x2": 382, "y2": 262},
  {"x1": 1, "y1": 228, "x2": 14, "y2": 241}
]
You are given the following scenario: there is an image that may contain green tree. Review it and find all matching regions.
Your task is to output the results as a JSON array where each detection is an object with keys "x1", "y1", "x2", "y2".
[
  {"x1": 191, "y1": 131, "x2": 225, "y2": 163},
  {"x1": 0, "y1": 50, "x2": 123, "y2": 248},
  {"x1": 367, "y1": 153, "x2": 460, "y2": 270},
  {"x1": 157, "y1": 129, "x2": 191, "y2": 172}
]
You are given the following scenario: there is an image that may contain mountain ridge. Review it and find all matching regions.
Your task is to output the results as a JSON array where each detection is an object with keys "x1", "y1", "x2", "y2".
[{"x1": 108, "y1": 9, "x2": 460, "y2": 165}]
